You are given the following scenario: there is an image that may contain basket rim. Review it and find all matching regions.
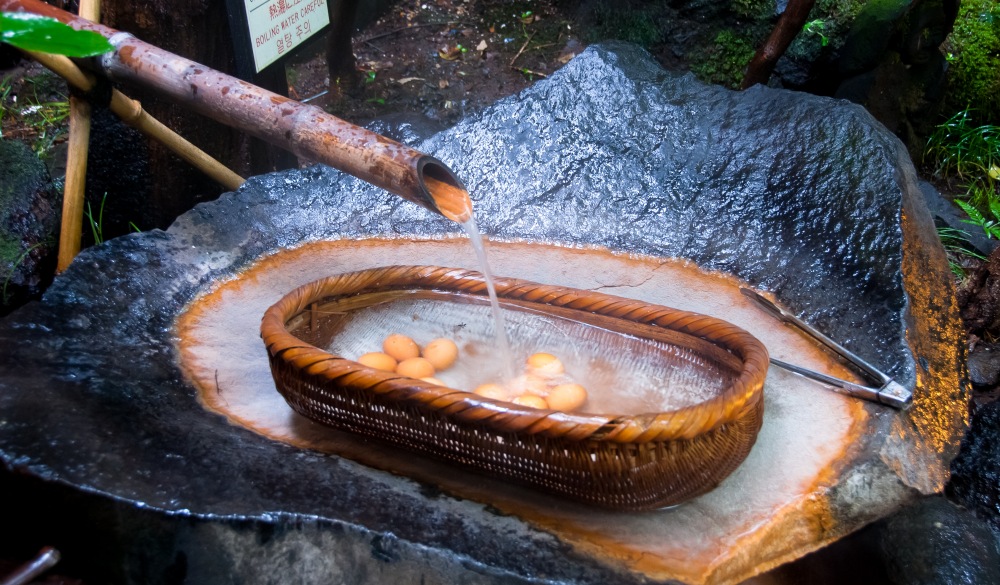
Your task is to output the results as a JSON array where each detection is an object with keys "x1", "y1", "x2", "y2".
[{"x1": 261, "y1": 265, "x2": 769, "y2": 444}]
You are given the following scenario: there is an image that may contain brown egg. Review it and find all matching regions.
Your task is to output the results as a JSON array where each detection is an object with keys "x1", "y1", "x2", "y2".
[
  {"x1": 422, "y1": 338, "x2": 459, "y2": 370},
  {"x1": 473, "y1": 383, "x2": 508, "y2": 401},
  {"x1": 383, "y1": 333, "x2": 420, "y2": 362},
  {"x1": 546, "y1": 383, "x2": 588, "y2": 412},
  {"x1": 512, "y1": 394, "x2": 549, "y2": 409},
  {"x1": 358, "y1": 352, "x2": 397, "y2": 372},
  {"x1": 396, "y1": 357, "x2": 436, "y2": 379},
  {"x1": 509, "y1": 374, "x2": 549, "y2": 396},
  {"x1": 420, "y1": 376, "x2": 445, "y2": 386},
  {"x1": 525, "y1": 352, "x2": 565, "y2": 377}
]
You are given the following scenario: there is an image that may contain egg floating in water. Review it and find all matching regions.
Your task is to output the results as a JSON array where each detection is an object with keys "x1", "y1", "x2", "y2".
[
  {"x1": 357, "y1": 338, "x2": 589, "y2": 413},
  {"x1": 357, "y1": 334, "x2": 460, "y2": 385},
  {"x1": 546, "y1": 383, "x2": 588, "y2": 412},
  {"x1": 358, "y1": 352, "x2": 397, "y2": 372},
  {"x1": 525, "y1": 352, "x2": 565, "y2": 378},
  {"x1": 382, "y1": 333, "x2": 420, "y2": 362},
  {"x1": 473, "y1": 383, "x2": 509, "y2": 401},
  {"x1": 512, "y1": 394, "x2": 549, "y2": 409},
  {"x1": 422, "y1": 338, "x2": 459, "y2": 370},
  {"x1": 396, "y1": 357, "x2": 436, "y2": 379}
]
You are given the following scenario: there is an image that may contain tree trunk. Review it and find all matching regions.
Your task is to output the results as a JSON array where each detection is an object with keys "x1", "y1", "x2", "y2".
[
  {"x1": 326, "y1": 0, "x2": 360, "y2": 90},
  {"x1": 96, "y1": 0, "x2": 293, "y2": 229},
  {"x1": 741, "y1": 0, "x2": 816, "y2": 89}
]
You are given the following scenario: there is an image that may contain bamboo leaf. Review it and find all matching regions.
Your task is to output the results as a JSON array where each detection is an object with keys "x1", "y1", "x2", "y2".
[{"x1": 1, "y1": 12, "x2": 112, "y2": 57}]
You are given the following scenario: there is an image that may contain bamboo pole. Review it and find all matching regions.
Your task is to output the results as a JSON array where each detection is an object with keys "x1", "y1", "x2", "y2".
[
  {"x1": 1, "y1": 0, "x2": 472, "y2": 223},
  {"x1": 78, "y1": 0, "x2": 98, "y2": 21},
  {"x1": 55, "y1": 0, "x2": 100, "y2": 272},
  {"x1": 59, "y1": 93, "x2": 90, "y2": 272},
  {"x1": 108, "y1": 92, "x2": 245, "y2": 191},
  {"x1": 25, "y1": 51, "x2": 245, "y2": 190}
]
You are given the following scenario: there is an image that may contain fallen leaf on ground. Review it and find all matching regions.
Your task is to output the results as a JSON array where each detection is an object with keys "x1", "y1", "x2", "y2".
[
  {"x1": 395, "y1": 77, "x2": 425, "y2": 85},
  {"x1": 438, "y1": 45, "x2": 463, "y2": 60}
]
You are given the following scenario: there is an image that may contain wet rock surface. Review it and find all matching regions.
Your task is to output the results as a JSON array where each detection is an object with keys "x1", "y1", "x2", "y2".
[
  {"x1": 0, "y1": 43, "x2": 966, "y2": 584},
  {"x1": 0, "y1": 138, "x2": 58, "y2": 317},
  {"x1": 880, "y1": 496, "x2": 1000, "y2": 585},
  {"x1": 948, "y1": 400, "x2": 1000, "y2": 533},
  {"x1": 967, "y1": 343, "x2": 1000, "y2": 388}
]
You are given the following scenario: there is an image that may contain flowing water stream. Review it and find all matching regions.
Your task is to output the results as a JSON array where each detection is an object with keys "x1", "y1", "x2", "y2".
[{"x1": 460, "y1": 216, "x2": 516, "y2": 381}]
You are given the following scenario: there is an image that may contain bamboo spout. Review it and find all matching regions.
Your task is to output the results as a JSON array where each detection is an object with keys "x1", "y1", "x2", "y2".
[{"x1": 0, "y1": 0, "x2": 473, "y2": 223}]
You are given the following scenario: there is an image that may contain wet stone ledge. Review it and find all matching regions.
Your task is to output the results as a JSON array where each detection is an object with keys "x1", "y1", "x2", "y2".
[{"x1": 0, "y1": 42, "x2": 968, "y2": 584}]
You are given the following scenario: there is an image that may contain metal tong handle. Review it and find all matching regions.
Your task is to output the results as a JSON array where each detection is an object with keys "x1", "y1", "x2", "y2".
[{"x1": 740, "y1": 288, "x2": 912, "y2": 409}]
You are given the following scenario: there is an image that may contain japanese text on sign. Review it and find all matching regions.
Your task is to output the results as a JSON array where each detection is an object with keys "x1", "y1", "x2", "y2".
[{"x1": 243, "y1": 0, "x2": 329, "y2": 73}]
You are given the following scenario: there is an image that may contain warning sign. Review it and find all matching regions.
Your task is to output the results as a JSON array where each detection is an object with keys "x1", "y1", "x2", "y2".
[{"x1": 241, "y1": 0, "x2": 329, "y2": 73}]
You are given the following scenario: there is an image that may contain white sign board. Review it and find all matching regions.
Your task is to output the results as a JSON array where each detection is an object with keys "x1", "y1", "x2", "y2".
[{"x1": 243, "y1": 0, "x2": 330, "y2": 73}]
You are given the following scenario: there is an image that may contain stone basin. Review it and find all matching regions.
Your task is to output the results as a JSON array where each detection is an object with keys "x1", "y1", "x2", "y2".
[{"x1": 0, "y1": 43, "x2": 967, "y2": 584}]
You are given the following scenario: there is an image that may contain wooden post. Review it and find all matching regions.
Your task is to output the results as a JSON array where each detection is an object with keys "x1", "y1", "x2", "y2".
[
  {"x1": 327, "y1": 0, "x2": 360, "y2": 85},
  {"x1": 58, "y1": 93, "x2": 90, "y2": 272},
  {"x1": 741, "y1": 0, "x2": 817, "y2": 89},
  {"x1": 56, "y1": 0, "x2": 100, "y2": 272},
  {"x1": 95, "y1": 0, "x2": 286, "y2": 226}
]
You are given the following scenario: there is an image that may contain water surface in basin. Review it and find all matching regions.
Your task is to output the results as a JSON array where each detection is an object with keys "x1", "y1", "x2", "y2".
[
  {"x1": 176, "y1": 237, "x2": 865, "y2": 585},
  {"x1": 309, "y1": 293, "x2": 733, "y2": 414}
]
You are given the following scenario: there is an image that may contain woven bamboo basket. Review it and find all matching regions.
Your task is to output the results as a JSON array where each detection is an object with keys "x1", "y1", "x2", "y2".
[{"x1": 261, "y1": 265, "x2": 769, "y2": 510}]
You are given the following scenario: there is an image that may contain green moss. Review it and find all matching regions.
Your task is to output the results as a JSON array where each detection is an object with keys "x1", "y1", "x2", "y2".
[
  {"x1": 730, "y1": 0, "x2": 775, "y2": 20},
  {"x1": 785, "y1": 0, "x2": 865, "y2": 64},
  {"x1": 944, "y1": 0, "x2": 1000, "y2": 121},
  {"x1": 689, "y1": 30, "x2": 757, "y2": 88},
  {"x1": 0, "y1": 237, "x2": 19, "y2": 266}
]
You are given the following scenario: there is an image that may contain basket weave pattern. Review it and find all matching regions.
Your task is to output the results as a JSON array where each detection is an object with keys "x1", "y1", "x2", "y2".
[{"x1": 261, "y1": 265, "x2": 769, "y2": 510}]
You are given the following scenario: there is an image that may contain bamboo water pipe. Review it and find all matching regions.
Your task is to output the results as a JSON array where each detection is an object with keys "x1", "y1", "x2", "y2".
[
  {"x1": 1, "y1": 0, "x2": 473, "y2": 223},
  {"x1": 26, "y1": 51, "x2": 245, "y2": 192}
]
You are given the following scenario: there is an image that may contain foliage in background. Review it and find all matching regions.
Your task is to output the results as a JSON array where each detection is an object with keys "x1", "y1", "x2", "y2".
[
  {"x1": 689, "y1": 30, "x2": 757, "y2": 89},
  {"x1": 942, "y1": 0, "x2": 1000, "y2": 122},
  {"x1": 730, "y1": 0, "x2": 775, "y2": 20},
  {"x1": 778, "y1": 0, "x2": 864, "y2": 66},
  {"x1": 1, "y1": 12, "x2": 112, "y2": 56},
  {"x1": 0, "y1": 73, "x2": 70, "y2": 159},
  {"x1": 956, "y1": 198, "x2": 1000, "y2": 240},
  {"x1": 937, "y1": 225, "x2": 983, "y2": 278},
  {"x1": 802, "y1": 19, "x2": 829, "y2": 46},
  {"x1": 926, "y1": 110, "x2": 1000, "y2": 279},
  {"x1": 83, "y1": 193, "x2": 140, "y2": 246},
  {"x1": 925, "y1": 110, "x2": 999, "y2": 207}
]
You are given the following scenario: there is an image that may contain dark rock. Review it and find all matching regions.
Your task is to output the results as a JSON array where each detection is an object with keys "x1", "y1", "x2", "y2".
[
  {"x1": 967, "y1": 343, "x2": 1000, "y2": 388},
  {"x1": 919, "y1": 179, "x2": 995, "y2": 256},
  {"x1": 836, "y1": 0, "x2": 914, "y2": 77},
  {"x1": 949, "y1": 401, "x2": 1000, "y2": 533},
  {"x1": 0, "y1": 43, "x2": 966, "y2": 584},
  {"x1": 957, "y1": 246, "x2": 1000, "y2": 337},
  {"x1": 363, "y1": 112, "x2": 448, "y2": 147},
  {"x1": 828, "y1": 0, "x2": 958, "y2": 155},
  {"x1": 0, "y1": 138, "x2": 59, "y2": 317},
  {"x1": 880, "y1": 496, "x2": 1000, "y2": 585}
]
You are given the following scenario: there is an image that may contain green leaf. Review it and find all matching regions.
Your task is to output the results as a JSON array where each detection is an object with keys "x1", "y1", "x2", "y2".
[
  {"x1": 989, "y1": 195, "x2": 1000, "y2": 221},
  {"x1": 957, "y1": 199, "x2": 986, "y2": 225},
  {"x1": 1, "y1": 12, "x2": 113, "y2": 57}
]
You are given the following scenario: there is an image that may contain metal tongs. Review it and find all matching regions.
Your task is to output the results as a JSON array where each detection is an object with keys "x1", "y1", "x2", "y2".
[{"x1": 740, "y1": 288, "x2": 912, "y2": 409}]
